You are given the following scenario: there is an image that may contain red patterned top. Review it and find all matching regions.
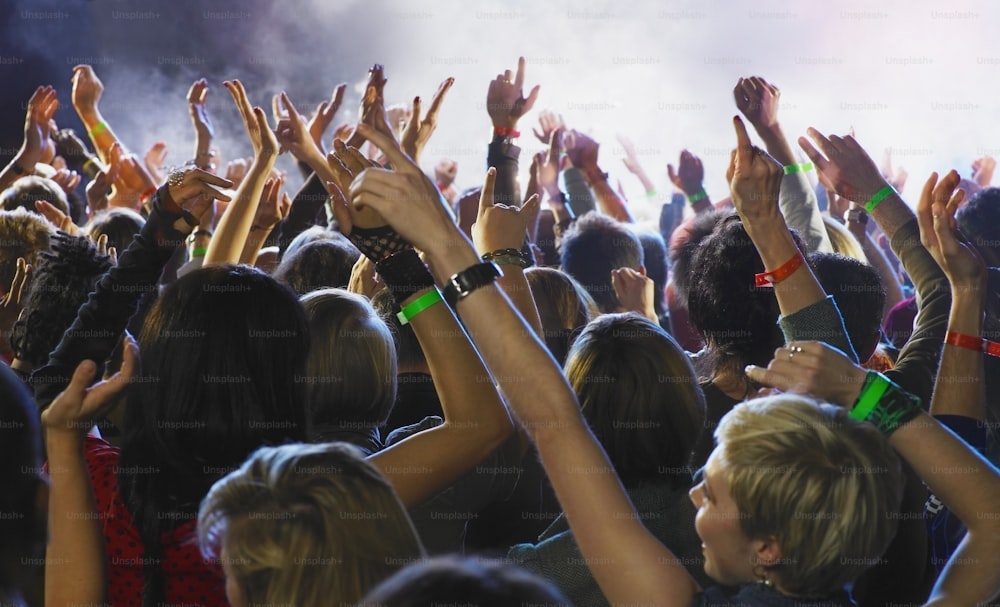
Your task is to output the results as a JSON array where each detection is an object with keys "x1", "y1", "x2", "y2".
[{"x1": 84, "y1": 436, "x2": 228, "y2": 607}]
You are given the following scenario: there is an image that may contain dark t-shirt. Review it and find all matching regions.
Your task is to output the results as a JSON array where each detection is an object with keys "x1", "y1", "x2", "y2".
[{"x1": 695, "y1": 584, "x2": 852, "y2": 607}]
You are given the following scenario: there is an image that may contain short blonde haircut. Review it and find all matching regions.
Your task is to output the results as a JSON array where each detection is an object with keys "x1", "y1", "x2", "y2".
[
  {"x1": 715, "y1": 395, "x2": 902, "y2": 595},
  {"x1": 823, "y1": 216, "x2": 867, "y2": 263},
  {"x1": 0, "y1": 208, "x2": 53, "y2": 287},
  {"x1": 198, "y1": 442, "x2": 424, "y2": 606}
]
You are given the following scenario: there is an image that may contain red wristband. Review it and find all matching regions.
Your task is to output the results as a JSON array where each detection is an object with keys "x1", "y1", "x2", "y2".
[
  {"x1": 493, "y1": 127, "x2": 520, "y2": 139},
  {"x1": 754, "y1": 250, "x2": 805, "y2": 287},
  {"x1": 140, "y1": 187, "x2": 157, "y2": 204},
  {"x1": 945, "y1": 331, "x2": 983, "y2": 352}
]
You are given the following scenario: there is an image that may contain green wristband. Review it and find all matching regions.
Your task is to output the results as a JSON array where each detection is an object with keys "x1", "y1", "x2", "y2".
[
  {"x1": 190, "y1": 247, "x2": 208, "y2": 258},
  {"x1": 849, "y1": 372, "x2": 890, "y2": 422},
  {"x1": 396, "y1": 288, "x2": 443, "y2": 325},
  {"x1": 88, "y1": 121, "x2": 109, "y2": 138},
  {"x1": 864, "y1": 185, "x2": 895, "y2": 213},
  {"x1": 687, "y1": 189, "x2": 708, "y2": 203},
  {"x1": 783, "y1": 162, "x2": 814, "y2": 175}
]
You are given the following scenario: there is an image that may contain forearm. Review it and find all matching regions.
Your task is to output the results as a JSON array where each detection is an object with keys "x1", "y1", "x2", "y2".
[
  {"x1": 930, "y1": 293, "x2": 985, "y2": 419},
  {"x1": 76, "y1": 107, "x2": 123, "y2": 163},
  {"x1": 203, "y1": 157, "x2": 273, "y2": 266},
  {"x1": 630, "y1": 166, "x2": 656, "y2": 195},
  {"x1": 495, "y1": 266, "x2": 543, "y2": 337},
  {"x1": 44, "y1": 433, "x2": 105, "y2": 607},
  {"x1": 279, "y1": 174, "x2": 327, "y2": 253},
  {"x1": 778, "y1": 171, "x2": 832, "y2": 253},
  {"x1": 0, "y1": 151, "x2": 38, "y2": 191},
  {"x1": 755, "y1": 123, "x2": 797, "y2": 167},
  {"x1": 562, "y1": 168, "x2": 596, "y2": 217},
  {"x1": 746, "y1": 219, "x2": 828, "y2": 317},
  {"x1": 869, "y1": 190, "x2": 914, "y2": 242},
  {"x1": 239, "y1": 225, "x2": 273, "y2": 265},
  {"x1": 856, "y1": 227, "x2": 904, "y2": 317},
  {"x1": 584, "y1": 167, "x2": 633, "y2": 223},
  {"x1": 487, "y1": 138, "x2": 520, "y2": 205}
]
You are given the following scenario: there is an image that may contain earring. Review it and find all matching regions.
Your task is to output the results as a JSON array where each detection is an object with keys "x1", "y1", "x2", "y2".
[{"x1": 753, "y1": 564, "x2": 773, "y2": 586}]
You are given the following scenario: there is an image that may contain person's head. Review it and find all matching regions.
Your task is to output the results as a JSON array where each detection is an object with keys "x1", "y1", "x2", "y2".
[
  {"x1": 0, "y1": 365, "x2": 45, "y2": 603},
  {"x1": 370, "y1": 288, "x2": 426, "y2": 371},
  {"x1": 687, "y1": 215, "x2": 805, "y2": 376},
  {"x1": 281, "y1": 225, "x2": 339, "y2": 260},
  {"x1": 565, "y1": 313, "x2": 705, "y2": 486},
  {"x1": 957, "y1": 187, "x2": 1000, "y2": 267},
  {"x1": 84, "y1": 207, "x2": 145, "y2": 254},
  {"x1": 199, "y1": 442, "x2": 424, "y2": 607},
  {"x1": 360, "y1": 556, "x2": 570, "y2": 607},
  {"x1": 300, "y1": 288, "x2": 396, "y2": 430},
  {"x1": 560, "y1": 212, "x2": 644, "y2": 313},
  {"x1": 691, "y1": 395, "x2": 901, "y2": 595},
  {"x1": 809, "y1": 252, "x2": 886, "y2": 363},
  {"x1": 0, "y1": 175, "x2": 69, "y2": 216},
  {"x1": 0, "y1": 208, "x2": 53, "y2": 294},
  {"x1": 118, "y1": 265, "x2": 310, "y2": 605},
  {"x1": 667, "y1": 210, "x2": 727, "y2": 305},
  {"x1": 636, "y1": 228, "x2": 668, "y2": 317},
  {"x1": 822, "y1": 216, "x2": 866, "y2": 263},
  {"x1": 273, "y1": 238, "x2": 361, "y2": 296},
  {"x1": 10, "y1": 232, "x2": 112, "y2": 371},
  {"x1": 525, "y1": 267, "x2": 599, "y2": 365}
]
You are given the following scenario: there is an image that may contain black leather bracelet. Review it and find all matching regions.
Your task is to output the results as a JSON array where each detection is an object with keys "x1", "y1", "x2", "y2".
[{"x1": 443, "y1": 262, "x2": 502, "y2": 307}]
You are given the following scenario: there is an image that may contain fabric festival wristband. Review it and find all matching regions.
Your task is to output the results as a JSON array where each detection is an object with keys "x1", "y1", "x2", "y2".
[
  {"x1": 849, "y1": 372, "x2": 890, "y2": 423},
  {"x1": 783, "y1": 162, "x2": 814, "y2": 175},
  {"x1": 946, "y1": 330, "x2": 1000, "y2": 357},
  {"x1": 864, "y1": 185, "x2": 895, "y2": 213},
  {"x1": 190, "y1": 247, "x2": 208, "y2": 258},
  {"x1": 754, "y1": 250, "x2": 804, "y2": 287},
  {"x1": 687, "y1": 189, "x2": 708, "y2": 203},
  {"x1": 89, "y1": 121, "x2": 109, "y2": 138},
  {"x1": 396, "y1": 288, "x2": 443, "y2": 325}
]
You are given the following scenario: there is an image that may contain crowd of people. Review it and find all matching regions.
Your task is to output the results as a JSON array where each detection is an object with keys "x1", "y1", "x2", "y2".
[{"x1": 1, "y1": 55, "x2": 999, "y2": 607}]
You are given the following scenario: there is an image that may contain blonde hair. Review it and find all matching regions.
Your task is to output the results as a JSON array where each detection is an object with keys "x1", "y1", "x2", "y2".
[
  {"x1": 0, "y1": 208, "x2": 53, "y2": 287},
  {"x1": 822, "y1": 216, "x2": 867, "y2": 263},
  {"x1": 299, "y1": 288, "x2": 397, "y2": 429},
  {"x1": 198, "y1": 442, "x2": 424, "y2": 606},
  {"x1": 715, "y1": 395, "x2": 902, "y2": 595}
]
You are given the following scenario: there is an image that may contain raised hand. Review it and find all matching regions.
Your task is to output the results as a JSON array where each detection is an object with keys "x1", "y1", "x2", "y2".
[
  {"x1": 225, "y1": 80, "x2": 278, "y2": 160},
  {"x1": 562, "y1": 129, "x2": 600, "y2": 172},
  {"x1": 51, "y1": 168, "x2": 82, "y2": 195},
  {"x1": 348, "y1": 255, "x2": 381, "y2": 298},
  {"x1": 273, "y1": 91, "x2": 322, "y2": 163},
  {"x1": 35, "y1": 200, "x2": 79, "y2": 235},
  {"x1": 972, "y1": 155, "x2": 995, "y2": 188},
  {"x1": 308, "y1": 83, "x2": 347, "y2": 153},
  {"x1": 536, "y1": 127, "x2": 563, "y2": 198},
  {"x1": 41, "y1": 335, "x2": 138, "y2": 435},
  {"x1": 346, "y1": 124, "x2": 456, "y2": 255},
  {"x1": 798, "y1": 128, "x2": 888, "y2": 204},
  {"x1": 880, "y1": 148, "x2": 908, "y2": 194},
  {"x1": 86, "y1": 143, "x2": 122, "y2": 214},
  {"x1": 916, "y1": 170, "x2": 985, "y2": 290},
  {"x1": 224, "y1": 157, "x2": 251, "y2": 189},
  {"x1": 487, "y1": 56, "x2": 540, "y2": 130},
  {"x1": 533, "y1": 110, "x2": 565, "y2": 144},
  {"x1": 611, "y1": 267, "x2": 656, "y2": 321},
  {"x1": 165, "y1": 164, "x2": 233, "y2": 221},
  {"x1": 727, "y1": 116, "x2": 783, "y2": 224},
  {"x1": 143, "y1": 141, "x2": 168, "y2": 184},
  {"x1": 667, "y1": 150, "x2": 705, "y2": 197},
  {"x1": 0, "y1": 257, "x2": 31, "y2": 334},
  {"x1": 472, "y1": 167, "x2": 539, "y2": 254},
  {"x1": 70, "y1": 65, "x2": 104, "y2": 115},
  {"x1": 400, "y1": 77, "x2": 454, "y2": 164},
  {"x1": 21, "y1": 85, "x2": 59, "y2": 166},
  {"x1": 252, "y1": 176, "x2": 291, "y2": 232},
  {"x1": 733, "y1": 76, "x2": 780, "y2": 130},
  {"x1": 109, "y1": 153, "x2": 157, "y2": 211},
  {"x1": 187, "y1": 78, "x2": 215, "y2": 168},
  {"x1": 52, "y1": 128, "x2": 92, "y2": 167},
  {"x1": 745, "y1": 340, "x2": 868, "y2": 408},
  {"x1": 617, "y1": 134, "x2": 644, "y2": 175},
  {"x1": 346, "y1": 64, "x2": 394, "y2": 149}
]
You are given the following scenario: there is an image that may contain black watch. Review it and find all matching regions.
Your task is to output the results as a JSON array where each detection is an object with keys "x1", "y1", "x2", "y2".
[
  {"x1": 443, "y1": 262, "x2": 503, "y2": 306},
  {"x1": 847, "y1": 208, "x2": 869, "y2": 225}
]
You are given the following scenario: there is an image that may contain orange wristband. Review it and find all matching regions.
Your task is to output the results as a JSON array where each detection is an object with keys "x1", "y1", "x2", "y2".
[
  {"x1": 945, "y1": 330, "x2": 1000, "y2": 357},
  {"x1": 754, "y1": 250, "x2": 805, "y2": 287}
]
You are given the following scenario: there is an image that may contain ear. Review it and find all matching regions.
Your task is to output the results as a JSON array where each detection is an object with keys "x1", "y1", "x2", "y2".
[
  {"x1": 752, "y1": 535, "x2": 785, "y2": 569},
  {"x1": 638, "y1": 264, "x2": 647, "y2": 277}
]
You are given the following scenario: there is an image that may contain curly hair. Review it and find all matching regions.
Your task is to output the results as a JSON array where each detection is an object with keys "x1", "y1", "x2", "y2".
[{"x1": 10, "y1": 232, "x2": 112, "y2": 368}]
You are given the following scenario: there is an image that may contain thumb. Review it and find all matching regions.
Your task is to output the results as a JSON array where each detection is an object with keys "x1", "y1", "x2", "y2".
[
  {"x1": 68, "y1": 359, "x2": 99, "y2": 395},
  {"x1": 744, "y1": 364, "x2": 770, "y2": 386}
]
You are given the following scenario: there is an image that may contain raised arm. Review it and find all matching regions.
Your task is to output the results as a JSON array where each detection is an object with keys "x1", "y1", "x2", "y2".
[
  {"x1": 486, "y1": 57, "x2": 539, "y2": 206},
  {"x1": 668, "y1": 150, "x2": 712, "y2": 214},
  {"x1": 352, "y1": 123, "x2": 700, "y2": 607},
  {"x1": 401, "y1": 77, "x2": 453, "y2": 165},
  {"x1": 735, "y1": 76, "x2": 833, "y2": 253},
  {"x1": 71, "y1": 65, "x2": 121, "y2": 163},
  {"x1": 202, "y1": 81, "x2": 277, "y2": 266},
  {"x1": 323, "y1": 141, "x2": 513, "y2": 508},
  {"x1": 564, "y1": 129, "x2": 634, "y2": 223},
  {"x1": 0, "y1": 86, "x2": 58, "y2": 192},
  {"x1": 41, "y1": 338, "x2": 137, "y2": 607}
]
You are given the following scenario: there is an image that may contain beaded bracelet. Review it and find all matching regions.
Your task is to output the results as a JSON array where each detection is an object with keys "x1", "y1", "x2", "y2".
[
  {"x1": 850, "y1": 371, "x2": 922, "y2": 436},
  {"x1": 396, "y1": 288, "x2": 443, "y2": 325},
  {"x1": 864, "y1": 185, "x2": 895, "y2": 213},
  {"x1": 783, "y1": 162, "x2": 814, "y2": 175},
  {"x1": 482, "y1": 247, "x2": 529, "y2": 269}
]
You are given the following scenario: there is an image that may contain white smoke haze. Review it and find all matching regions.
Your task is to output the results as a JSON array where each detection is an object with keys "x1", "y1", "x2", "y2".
[{"x1": 6, "y1": 0, "x2": 998, "y2": 212}]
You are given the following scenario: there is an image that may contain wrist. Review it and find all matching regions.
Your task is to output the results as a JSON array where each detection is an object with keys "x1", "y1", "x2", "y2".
[
  {"x1": 76, "y1": 107, "x2": 101, "y2": 126},
  {"x1": 11, "y1": 149, "x2": 38, "y2": 173}
]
